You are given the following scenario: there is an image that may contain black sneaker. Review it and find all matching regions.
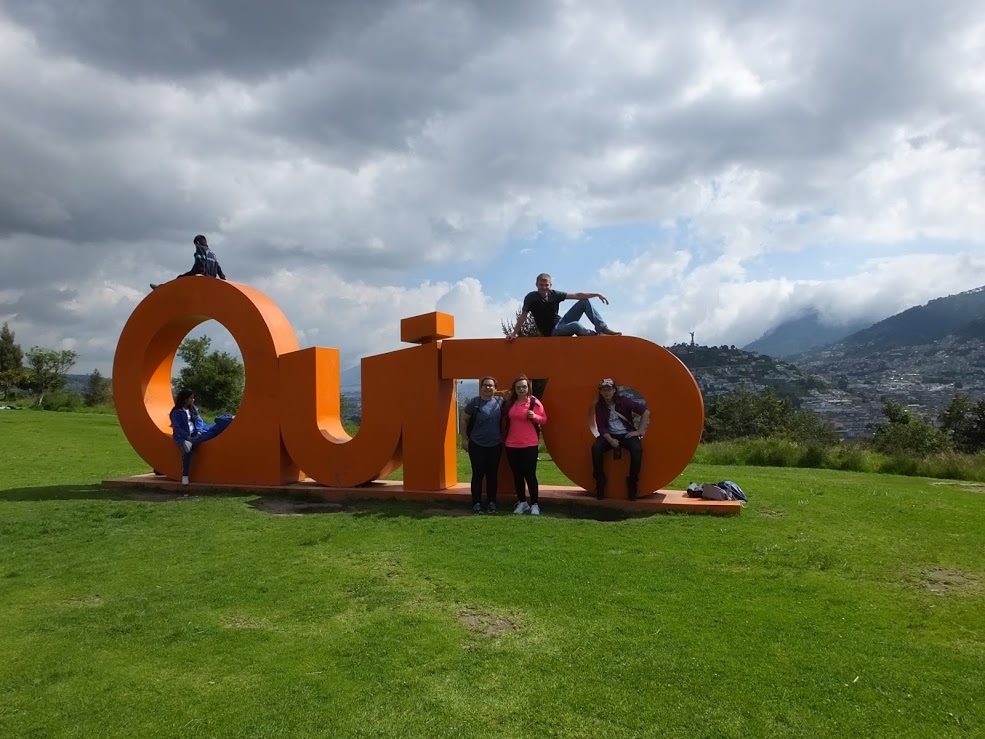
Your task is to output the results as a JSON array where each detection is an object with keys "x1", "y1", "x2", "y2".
[
  {"x1": 487, "y1": 502, "x2": 497, "y2": 514},
  {"x1": 471, "y1": 502, "x2": 482, "y2": 514}
]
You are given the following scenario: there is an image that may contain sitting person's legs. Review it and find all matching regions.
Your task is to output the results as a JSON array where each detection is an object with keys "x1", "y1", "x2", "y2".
[
  {"x1": 552, "y1": 300, "x2": 617, "y2": 336},
  {"x1": 592, "y1": 436, "x2": 614, "y2": 497},
  {"x1": 621, "y1": 436, "x2": 644, "y2": 499}
]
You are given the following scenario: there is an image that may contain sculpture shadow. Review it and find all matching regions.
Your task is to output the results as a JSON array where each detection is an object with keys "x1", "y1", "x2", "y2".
[
  {"x1": 0, "y1": 485, "x2": 649, "y2": 521},
  {"x1": 247, "y1": 494, "x2": 647, "y2": 521}
]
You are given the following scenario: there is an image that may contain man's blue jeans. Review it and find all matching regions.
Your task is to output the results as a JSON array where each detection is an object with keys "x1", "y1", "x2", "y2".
[{"x1": 551, "y1": 299, "x2": 608, "y2": 336}]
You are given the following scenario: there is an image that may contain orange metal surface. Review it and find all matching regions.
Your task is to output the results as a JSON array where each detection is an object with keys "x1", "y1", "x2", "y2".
[
  {"x1": 112, "y1": 278, "x2": 301, "y2": 485},
  {"x1": 279, "y1": 340, "x2": 457, "y2": 489},
  {"x1": 441, "y1": 337, "x2": 704, "y2": 497},
  {"x1": 400, "y1": 312, "x2": 455, "y2": 344},
  {"x1": 113, "y1": 284, "x2": 703, "y2": 498}
]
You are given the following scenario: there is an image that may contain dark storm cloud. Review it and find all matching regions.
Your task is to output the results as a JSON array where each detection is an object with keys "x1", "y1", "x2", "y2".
[
  {"x1": 0, "y1": 0, "x2": 552, "y2": 81},
  {"x1": 0, "y1": 0, "x2": 379, "y2": 80},
  {"x1": 0, "y1": 285, "x2": 80, "y2": 325}
]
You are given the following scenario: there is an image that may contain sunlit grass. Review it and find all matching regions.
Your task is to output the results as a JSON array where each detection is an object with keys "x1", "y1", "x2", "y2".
[{"x1": 0, "y1": 411, "x2": 982, "y2": 736}]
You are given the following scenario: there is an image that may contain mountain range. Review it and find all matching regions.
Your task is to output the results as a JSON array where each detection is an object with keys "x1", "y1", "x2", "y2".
[
  {"x1": 727, "y1": 285, "x2": 985, "y2": 435},
  {"x1": 743, "y1": 309, "x2": 870, "y2": 358}
]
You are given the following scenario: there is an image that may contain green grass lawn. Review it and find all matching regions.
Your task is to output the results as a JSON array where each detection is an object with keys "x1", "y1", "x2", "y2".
[{"x1": 1, "y1": 411, "x2": 983, "y2": 737}]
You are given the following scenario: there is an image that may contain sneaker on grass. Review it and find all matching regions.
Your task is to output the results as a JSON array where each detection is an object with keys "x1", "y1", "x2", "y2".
[
  {"x1": 514, "y1": 500, "x2": 530, "y2": 515},
  {"x1": 487, "y1": 501, "x2": 497, "y2": 514},
  {"x1": 530, "y1": 503, "x2": 541, "y2": 516}
]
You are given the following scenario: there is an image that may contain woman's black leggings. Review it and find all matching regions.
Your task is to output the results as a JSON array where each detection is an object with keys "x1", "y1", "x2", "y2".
[
  {"x1": 467, "y1": 441, "x2": 502, "y2": 504},
  {"x1": 505, "y1": 445, "x2": 539, "y2": 503}
]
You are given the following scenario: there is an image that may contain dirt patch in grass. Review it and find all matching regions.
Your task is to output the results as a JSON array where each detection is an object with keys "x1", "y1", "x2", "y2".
[
  {"x1": 920, "y1": 568, "x2": 980, "y2": 595},
  {"x1": 60, "y1": 595, "x2": 104, "y2": 608},
  {"x1": 458, "y1": 608, "x2": 516, "y2": 638},
  {"x1": 222, "y1": 615, "x2": 273, "y2": 630},
  {"x1": 757, "y1": 508, "x2": 785, "y2": 518},
  {"x1": 929, "y1": 481, "x2": 985, "y2": 495}
]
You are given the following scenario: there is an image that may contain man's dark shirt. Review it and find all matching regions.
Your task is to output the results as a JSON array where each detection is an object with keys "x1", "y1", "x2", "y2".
[{"x1": 522, "y1": 289, "x2": 568, "y2": 337}]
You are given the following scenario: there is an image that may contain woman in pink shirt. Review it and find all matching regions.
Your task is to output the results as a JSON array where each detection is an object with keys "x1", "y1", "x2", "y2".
[{"x1": 502, "y1": 374, "x2": 548, "y2": 515}]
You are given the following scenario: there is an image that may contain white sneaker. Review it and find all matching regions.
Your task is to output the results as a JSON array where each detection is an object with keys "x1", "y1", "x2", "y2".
[
  {"x1": 514, "y1": 500, "x2": 530, "y2": 515},
  {"x1": 530, "y1": 503, "x2": 541, "y2": 516},
  {"x1": 181, "y1": 476, "x2": 189, "y2": 486}
]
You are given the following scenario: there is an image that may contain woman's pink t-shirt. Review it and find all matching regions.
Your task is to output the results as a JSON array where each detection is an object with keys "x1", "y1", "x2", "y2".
[{"x1": 505, "y1": 398, "x2": 547, "y2": 448}]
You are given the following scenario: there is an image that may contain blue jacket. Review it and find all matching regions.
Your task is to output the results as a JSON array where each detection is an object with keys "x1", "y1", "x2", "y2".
[
  {"x1": 170, "y1": 406, "x2": 198, "y2": 443},
  {"x1": 180, "y1": 245, "x2": 226, "y2": 279}
]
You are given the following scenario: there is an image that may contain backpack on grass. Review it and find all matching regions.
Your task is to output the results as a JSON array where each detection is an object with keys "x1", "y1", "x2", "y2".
[{"x1": 685, "y1": 480, "x2": 748, "y2": 504}]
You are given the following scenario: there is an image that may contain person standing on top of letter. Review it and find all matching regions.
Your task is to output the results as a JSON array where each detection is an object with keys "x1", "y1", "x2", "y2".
[
  {"x1": 151, "y1": 234, "x2": 226, "y2": 289},
  {"x1": 505, "y1": 273, "x2": 621, "y2": 341}
]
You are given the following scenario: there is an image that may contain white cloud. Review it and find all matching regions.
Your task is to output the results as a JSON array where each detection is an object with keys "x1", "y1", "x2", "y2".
[{"x1": 0, "y1": 1, "x2": 984, "y2": 374}]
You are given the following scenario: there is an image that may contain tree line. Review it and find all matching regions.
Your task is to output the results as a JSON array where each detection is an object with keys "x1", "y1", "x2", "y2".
[
  {"x1": 704, "y1": 384, "x2": 985, "y2": 455},
  {"x1": 0, "y1": 323, "x2": 244, "y2": 413},
  {"x1": 0, "y1": 322, "x2": 107, "y2": 408}
]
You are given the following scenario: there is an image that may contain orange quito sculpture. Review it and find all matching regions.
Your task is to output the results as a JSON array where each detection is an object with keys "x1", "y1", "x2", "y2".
[{"x1": 113, "y1": 278, "x2": 705, "y2": 499}]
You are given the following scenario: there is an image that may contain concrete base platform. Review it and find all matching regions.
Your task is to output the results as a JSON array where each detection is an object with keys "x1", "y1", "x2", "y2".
[{"x1": 102, "y1": 474, "x2": 742, "y2": 516}]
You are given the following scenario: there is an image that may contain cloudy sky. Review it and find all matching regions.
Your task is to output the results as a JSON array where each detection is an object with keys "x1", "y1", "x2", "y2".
[{"x1": 2, "y1": 0, "x2": 984, "y2": 375}]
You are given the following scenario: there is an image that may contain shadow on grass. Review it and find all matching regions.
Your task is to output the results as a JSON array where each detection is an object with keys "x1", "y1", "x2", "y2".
[
  {"x1": 0, "y1": 485, "x2": 647, "y2": 521},
  {"x1": 248, "y1": 495, "x2": 648, "y2": 521},
  {"x1": 0, "y1": 484, "x2": 247, "y2": 504}
]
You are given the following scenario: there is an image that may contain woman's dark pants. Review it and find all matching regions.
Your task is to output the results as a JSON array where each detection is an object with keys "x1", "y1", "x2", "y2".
[
  {"x1": 467, "y1": 441, "x2": 502, "y2": 505},
  {"x1": 505, "y1": 445, "x2": 539, "y2": 504}
]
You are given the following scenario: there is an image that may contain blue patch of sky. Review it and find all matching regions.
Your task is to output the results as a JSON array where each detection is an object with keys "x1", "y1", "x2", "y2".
[{"x1": 400, "y1": 219, "x2": 717, "y2": 301}]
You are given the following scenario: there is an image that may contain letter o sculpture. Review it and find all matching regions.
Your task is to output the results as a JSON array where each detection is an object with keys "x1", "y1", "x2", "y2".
[{"x1": 112, "y1": 279, "x2": 302, "y2": 484}]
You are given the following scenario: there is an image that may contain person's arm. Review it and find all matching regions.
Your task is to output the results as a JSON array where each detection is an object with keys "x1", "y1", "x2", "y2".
[
  {"x1": 178, "y1": 254, "x2": 205, "y2": 278},
  {"x1": 566, "y1": 291, "x2": 609, "y2": 304},
  {"x1": 625, "y1": 402, "x2": 650, "y2": 438},
  {"x1": 506, "y1": 309, "x2": 530, "y2": 342},
  {"x1": 460, "y1": 408, "x2": 472, "y2": 449},
  {"x1": 530, "y1": 399, "x2": 547, "y2": 425},
  {"x1": 216, "y1": 260, "x2": 226, "y2": 280}
]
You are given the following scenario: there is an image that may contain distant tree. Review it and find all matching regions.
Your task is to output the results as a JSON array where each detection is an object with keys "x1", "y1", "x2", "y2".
[
  {"x1": 938, "y1": 394, "x2": 985, "y2": 453},
  {"x1": 0, "y1": 322, "x2": 25, "y2": 400},
  {"x1": 782, "y1": 408, "x2": 841, "y2": 446},
  {"x1": 872, "y1": 400, "x2": 951, "y2": 456},
  {"x1": 704, "y1": 387, "x2": 791, "y2": 441},
  {"x1": 500, "y1": 309, "x2": 539, "y2": 337},
  {"x1": 880, "y1": 399, "x2": 911, "y2": 426},
  {"x1": 26, "y1": 347, "x2": 78, "y2": 407},
  {"x1": 83, "y1": 368, "x2": 113, "y2": 407},
  {"x1": 174, "y1": 336, "x2": 244, "y2": 412},
  {"x1": 703, "y1": 386, "x2": 839, "y2": 445}
]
